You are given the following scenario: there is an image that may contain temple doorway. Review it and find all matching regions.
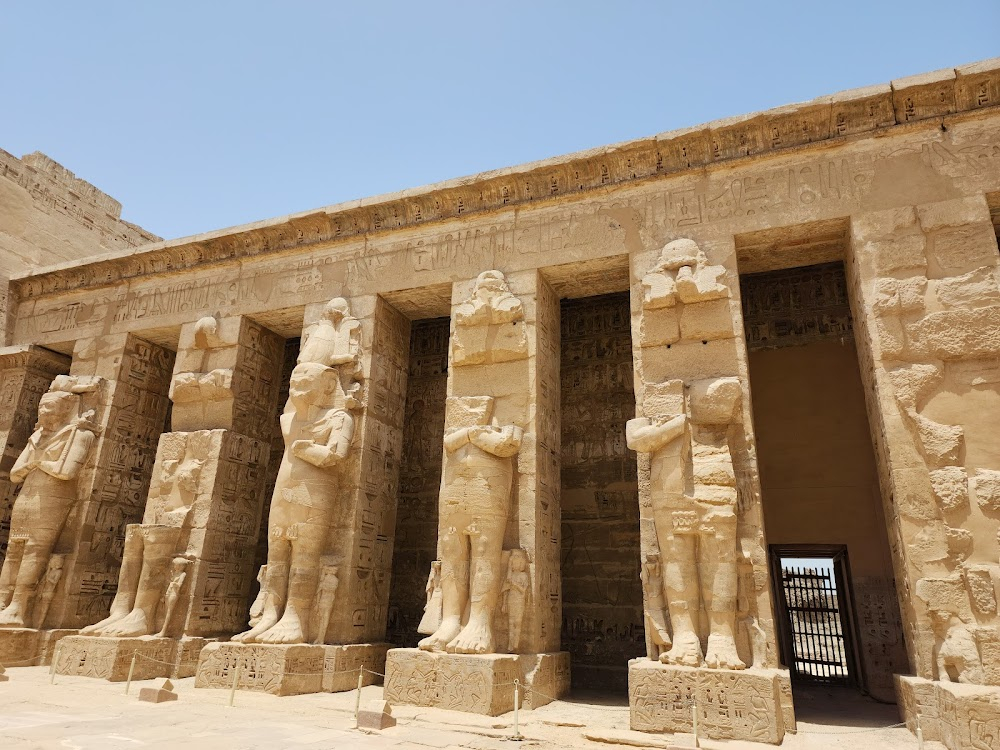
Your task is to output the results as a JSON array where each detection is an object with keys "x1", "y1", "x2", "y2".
[
  {"x1": 559, "y1": 292, "x2": 643, "y2": 694},
  {"x1": 386, "y1": 317, "x2": 450, "y2": 647},
  {"x1": 741, "y1": 261, "x2": 910, "y2": 706}
]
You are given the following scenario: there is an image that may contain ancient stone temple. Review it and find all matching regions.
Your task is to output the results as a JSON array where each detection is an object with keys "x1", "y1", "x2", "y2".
[{"x1": 2, "y1": 60, "x2": 1000, "y2": 749}]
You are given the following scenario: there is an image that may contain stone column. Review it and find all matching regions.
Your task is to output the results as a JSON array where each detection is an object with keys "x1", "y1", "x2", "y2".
[
  {"x1": 0, "y1": 333, "x2": 174, "y2": 664},
  {"x1": 384, "y1": 270, "x2": 569, "y2": 716},
  {"x1": 847, "y1": 196, "x2": 1000, "y2": 750},
  {"x1": 56, "y1": 316, "x2": 285, "y2": 680},
  {"x1": 0, "y1": 346, "x2": 70, "y2": 561},
  {"x1": 195, "y1": 296, "x2": 407, "y2": 696},
  {"x1": 626, "y1": 237, "x2": 793, "y2": 744}
]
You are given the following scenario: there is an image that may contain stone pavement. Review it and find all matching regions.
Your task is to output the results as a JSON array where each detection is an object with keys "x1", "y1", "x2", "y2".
[{"x1": 0, "y1": 667, "x2": 936, "y2": 749}]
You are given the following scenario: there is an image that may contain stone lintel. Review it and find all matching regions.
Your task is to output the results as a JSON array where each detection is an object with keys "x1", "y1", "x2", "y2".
[
  {"x1": 194, "y1": 641, "x2": 390, "y2": 696},
  {"x1": 0, "y1": 628, "x2": 78, "y2": 667},
  {"x1": 628, "y1": 659, "x2": 789, "y2": 744},
  {"x1": 384, "y1": 648, "x2": 570, "y2": 716},
  {"x1": 896, "y1": 674, "x2": 1000, "y2": 750},
  {"x1": 54, "y1": 635, "x2": 214, "y2": 681}
]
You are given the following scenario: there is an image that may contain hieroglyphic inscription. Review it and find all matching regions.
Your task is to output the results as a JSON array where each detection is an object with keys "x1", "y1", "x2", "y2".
[
  {"x1": 854, "y1": 577, "x2": 910, "y2": 701},
  {"x1": 387, "y1": 318, "x2": 449, "y2": 647},
  {"x1": 559, "y1": 293, "x2": 643, "y2": 690},
  {"x1": 741, "y1": 262, "x2": 853, "y2": 351},
  {"x1": 70, "y1": 337, "x2": 174, "y2": 625}
]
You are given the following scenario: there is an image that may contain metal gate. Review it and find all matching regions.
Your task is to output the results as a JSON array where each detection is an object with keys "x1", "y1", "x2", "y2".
[{"x1": 778, "y1": 564, "x2": 852, "y2": 684}]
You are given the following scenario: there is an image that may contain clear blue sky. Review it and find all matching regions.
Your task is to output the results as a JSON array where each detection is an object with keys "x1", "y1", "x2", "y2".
[{"x1": 3, "y1": 2, "x2": 997, "y2": 241}]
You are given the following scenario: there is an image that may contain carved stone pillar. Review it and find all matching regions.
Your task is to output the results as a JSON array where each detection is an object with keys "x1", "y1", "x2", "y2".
[
  {"x1": 56, "y1": 316, "x2": 285, "y2": 680},
  {"x1": 0, "y1": 333, "x2": 174, "y2": 664},
  {"x1": 383, "y1": 270, "x2": 569, "y2": 716},
  {"x1": 846, "y1": 196, "x2": 1000, "y2": 750},
  {"x1": 626, "y1": 238, "x2": 793, "y2": 744},
  {"x1": 0, "y1": 346, "x2": 70, "y2": 561},
  {"x1": 194, "y1": 297, "x2": 405, "y2": 696}
]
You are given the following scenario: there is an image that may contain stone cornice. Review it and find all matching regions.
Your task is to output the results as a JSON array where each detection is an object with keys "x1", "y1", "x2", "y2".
[
  {"x1": 10, "y1": 59, "x2": 1000, "y2": 302},
  {"x1": 0, "y1": 344, "x2": 71, "y2": 373}
]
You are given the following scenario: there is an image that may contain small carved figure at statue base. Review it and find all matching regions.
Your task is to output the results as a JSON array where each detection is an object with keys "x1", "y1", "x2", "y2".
[
  {"x1": 309, "y1": 562, "x2": 339, "y2": 645},
  {"x1": 416, "y1": 561, "x2": 442, "y2": 636},
  {"x1": 640, "y1": 554, "x2": 671, "y2": 661},
  {"x1": 500, "y1": 549, "x2": 530, "y2": 654}
]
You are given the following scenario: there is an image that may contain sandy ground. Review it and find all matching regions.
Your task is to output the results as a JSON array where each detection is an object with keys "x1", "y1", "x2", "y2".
[{"x1": 0, "y1": 667, "x2": 936, "y2": 750}]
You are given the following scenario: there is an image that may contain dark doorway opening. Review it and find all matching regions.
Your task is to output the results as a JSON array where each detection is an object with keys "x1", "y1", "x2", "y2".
[
  {"x1": 770, "y1": 545, "x2": 861, "y2": 689},
  {"x1": 559, "y1": 292, "x2": 643, "y2": 695},
  {"x1": 386, "y1": 317, "x2": 450, "y2": 647}
]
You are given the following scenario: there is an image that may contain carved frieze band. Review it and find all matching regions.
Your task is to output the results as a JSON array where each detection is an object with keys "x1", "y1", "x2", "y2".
[{"x1": 11, "y1": 62, "x2": 1000, "y2": 301}]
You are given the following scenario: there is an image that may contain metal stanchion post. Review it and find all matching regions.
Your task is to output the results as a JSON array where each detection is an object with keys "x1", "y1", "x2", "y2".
[
  {"x1": 228, "y1": 663, "x2": 241, "y2": 707},
  {"x1": 916, "y1": 714, "x2": 925, "y2": 750},
  {"x1": 512, "y1": 680, "x2": 523, "y2": 741},
  {"x1": 692, "y1": 701, "x2": 700, "y2": 749},
  {"x1": 125, "y1": 653, "x2": 138, "y2": 695},
  {"x1": 49, "y1": 643, "x2": 61, "y2": 685},
  {"x1": 354, "y1": 669, "x2": 363, "y2": 728}
]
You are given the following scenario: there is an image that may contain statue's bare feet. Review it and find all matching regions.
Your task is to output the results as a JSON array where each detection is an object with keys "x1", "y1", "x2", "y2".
[
  {"x1": 0, "y1": 603, "x2": 26, "y2": 628},
  {"x1": 81, "y1": 611, "x2": 128, "y2": 635},
  {"x1": 662, "y1": 631, "x2": 703, "y2": 667},
  {"x1": 418, "y1": 617, "x2": 462, "y2": 652},
  {"x1": 705, "y1": 634, "x2": 746, "y2": 670},
  {"x1": 102, "y1": 609, "x2": 152, "y2": 637},
  {"x1": 232, "y1": 613, "x2": 279, "y2": 643},
  {"x1": 447, "y1": 617, "x2": 494, "y2": 654},
  {"x1": 257, "y1": 612, "x2": 305, "y2": 644}
]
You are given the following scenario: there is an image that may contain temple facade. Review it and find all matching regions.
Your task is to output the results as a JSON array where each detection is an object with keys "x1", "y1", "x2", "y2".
[{"x1": 2, "y1": 60, "x2": 1000, "y2": 749}]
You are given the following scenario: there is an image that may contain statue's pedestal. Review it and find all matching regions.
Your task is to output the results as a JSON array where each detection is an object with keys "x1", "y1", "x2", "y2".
[
  {"x1": 384, "y1": 648, "x2": 570, "y2": 716},
  {"x1": 628, "y1": 660, "x2": 793, "y2": 745},
  {"x1": 896, "y1": 674, "x2": 1000, "y2": 750},
  {"x1": 54, "y1": 636, "x2": 213, "y2": 681},
  {"x1": 0, "y1": 628, "x2": 78, "y2": 666},
  {"x1": 194, "y1": 641, "x2": 390, "y2": 696}
]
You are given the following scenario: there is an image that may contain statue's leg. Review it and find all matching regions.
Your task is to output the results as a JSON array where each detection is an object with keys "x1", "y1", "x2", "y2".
[
  {"x1": 701, "y1": 513, "x2": 744, "y2": 670},
  {"x1": 258, "y1": 523, "x2": 324, "y2": 644},
  {"x1": 448, "y1": 515, "x2": 505, "y2": 654},
  {"x1": 234, "y1": 535, "x2": 290, "y2": 642},
  {"x1": 661, "y1": 532, "x2": 703, "y2": 667},
  {"x1": 0, "y1": 538, "x2": 25, "y2": 609},
  {"x1": 419, "y1": 521, "x2": 467, "y2": 652},
  {"x1": 81, "y1": 524, "x2": 144, "y2": 634},
  {"x1": 0, "y1": 527, "x2": 59, "y2": 628},
  {"x1": 103, "y1": 526, "x2": 179, "y2": 637}
]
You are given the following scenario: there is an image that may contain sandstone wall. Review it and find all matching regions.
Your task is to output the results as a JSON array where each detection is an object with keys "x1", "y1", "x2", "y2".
[{"x1": 0, "y1": 150, "x2": 158, "y2": 344}]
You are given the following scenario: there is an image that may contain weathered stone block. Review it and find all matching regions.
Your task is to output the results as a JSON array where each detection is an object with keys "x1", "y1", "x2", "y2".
[
  {"x1": 357, "y1": 699, "x2": 395, "y2": 730},
  {"x1": 917, "y1": 196, "x2": 990, "y2": 232},
  {"x1": 55, "y1": 636, "x2": 176, "y2": 681},
  {"x1": 973, "y1": 469, "x2": 1000, "y2": 513},
  {"x1": 54, "y1": 635, "x2": 211, "y2": 681},
  {"x1": 930, "y1": 467, "x2": 969, "y2": 513},
  {"x1": 0, "y1": 628, "x2": 77, "y2": 666},
  {"x1": 636, "y1": 306, "x2": 679, "y2": 347},
  {"x1": 384, "y1": 648, "x2": 569, "y2": 715},
  {"x1": 628, "y1": 660, "x2": 788, "y2": 744},
  {"x1": 907, "y1": 307, "x2": 1000, "y2": 360},
  {"x1": 866, "y1": 235, "x2": 927, "y2": 275},
  {"x1": 896, "y1": 674, "x2": 1000, "y2": 750},
  {"x1": 195, "y1": 641, "x2": 385, "y2": 696},
  {"x1": 679, "y1": 299, "x2": 735, "y2": 343},
  {"x1": 927, "y1": 224, "x2": 1000, "y2": 275}
]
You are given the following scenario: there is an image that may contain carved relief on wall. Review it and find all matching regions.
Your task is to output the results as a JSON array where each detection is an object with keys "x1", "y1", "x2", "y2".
[
  {"x1": 560, "y1": 293, "x2": 643, "y2": 687},
  {"x1": 740, "y1": 263, "x2": 853, "y2": 351},
  {"x1": 0, "y1": 375, "x2": 101, "y2": 628}
]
